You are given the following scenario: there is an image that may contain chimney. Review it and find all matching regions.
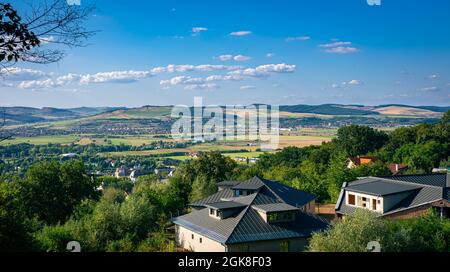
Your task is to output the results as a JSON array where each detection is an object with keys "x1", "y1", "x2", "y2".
[{"x1": 395, "y1": 164, "x2": 399, "y2": 172}]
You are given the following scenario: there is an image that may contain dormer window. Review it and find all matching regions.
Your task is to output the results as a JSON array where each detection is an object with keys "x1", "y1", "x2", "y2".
[
  {"x1": 252, "y1": 203, "x2": 299, "y2": 223},
  {"x1": 267, "y1": 211, "x2": 296, "y2": 223},
  {"x1": 206, "y1": 201, "x2": 246, "y2": 220}
]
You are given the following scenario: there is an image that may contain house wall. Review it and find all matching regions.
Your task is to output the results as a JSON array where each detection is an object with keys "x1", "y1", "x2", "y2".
[
  {"x1": 345, "y1": 191, "x2": 383, "y2": 213},
  {"x1": 175, "y1": 225, "x2": 309, "y2": 252},
  {"x1": 227, "y1": 238, "x2": 309, "y2": 252},
  {"x1": 383, "y1": 191, "x2": 413, "y2": 213},
  {"x1": 303, "y1": 200, "x2": 316, "y2": 214},
  {"x1": 384, "y1": 200, "x2": 450, "y2": 220},
  {"x1": 175, "y1": 225, "x2": 226, "y2": 252}
]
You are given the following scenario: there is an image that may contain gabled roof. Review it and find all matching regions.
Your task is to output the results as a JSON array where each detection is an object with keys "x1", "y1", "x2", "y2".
[
  {"x1": 232, "y1": 176, "x2": 265, "y2": 190},
  {"x1": 345, "y1": 179, "x2": 421, "y2": 196},
  {"x1": 174, "y1": 176, "x2": 326, "y2": 244}
]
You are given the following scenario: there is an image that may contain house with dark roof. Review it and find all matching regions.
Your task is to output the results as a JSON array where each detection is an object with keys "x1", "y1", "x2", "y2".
[
  {"x1": 335, "y1": 173, "x2": 450, "y2": 219},
  {"x1": 173, "y1": 176, "x2": 328, "y2": 252}
]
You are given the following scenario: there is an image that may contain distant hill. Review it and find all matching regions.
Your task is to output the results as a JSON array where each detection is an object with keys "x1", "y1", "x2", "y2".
[
  {"x1": 1, "y1": 107, "x2": 125, "y2": 125},
  {"x1": 1, "y1": 104, "x2": 447, "y2": 126},
  {"x1": 279, "y1": 104, "x2": 378, "y2": 116}
]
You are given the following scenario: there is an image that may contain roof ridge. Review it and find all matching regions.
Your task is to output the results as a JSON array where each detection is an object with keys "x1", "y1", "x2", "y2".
[
  {"x1": 372, "y1": 176, "x2": 443, "y2": 189},
  {"x1": 223, "y1": 192, "x2": 259, "y2": 244},
  {"x1": 258, "y1": 178, "x2": 287, "y2": 204}
]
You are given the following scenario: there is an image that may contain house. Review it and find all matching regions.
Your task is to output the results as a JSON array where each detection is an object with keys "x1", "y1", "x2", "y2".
[
  {"x1": 114, "y1": 166, "x2": 128, "y2": 178},
  {"x1": 335, "y1": 173, "x2": 450, "y2": 220},
  {"x1": 347, "y1": 156, "x2": 378, "y2": 169},
  {"x1": 388, "y1": 163, "x2": 409, "y2": 176},
  {"x1": 188, "y1": 152, "x2": 200, "y2": 158},
  {"x1": 172, "y1": 176, "x2": 328, "y2": 252}
]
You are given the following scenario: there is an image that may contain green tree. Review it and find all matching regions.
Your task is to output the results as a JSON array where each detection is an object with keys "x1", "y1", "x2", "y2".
[
  {"x1": 308, "y1": 209, "x2": 392, "y2": 252},
  {"x1": 335, "y1": 125, "x2": 389, "y2": 157},
  {"x1": 190, "y1": 175, "x2": 218, "y2": 202},
  {"x1": 0, "y1": 180, "x2": 36, "y2": 251},
  {"x1": 18, "y1": 160, "x2": 99, "y2": 225}
]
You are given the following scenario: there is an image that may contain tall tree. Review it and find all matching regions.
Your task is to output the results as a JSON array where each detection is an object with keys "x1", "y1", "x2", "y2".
[{"x1": 335, "y1": 125, "x2": 389, "y2": 157}]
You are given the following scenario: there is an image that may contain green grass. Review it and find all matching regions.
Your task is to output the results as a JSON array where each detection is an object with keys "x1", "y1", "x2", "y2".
[{"x1": 1, "y1": 135, "x2": 79, "y2": 145}]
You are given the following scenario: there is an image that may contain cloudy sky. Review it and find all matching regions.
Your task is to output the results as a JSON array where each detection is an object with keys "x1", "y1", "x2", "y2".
[{"x1": 1, "y1": 0, "x2": 450, "y2": 108}]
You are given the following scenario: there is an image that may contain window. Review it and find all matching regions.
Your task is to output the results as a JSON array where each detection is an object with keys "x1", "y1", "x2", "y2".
[
  {"x1": 210, "y1": 209, "x2": 214, "y2": 215},
  {"x1": 348, "y1": 194, "x2": 356, "y2": 205},
  {"x1": 280, "y1": 241, "x2": 289, "y2": 252},
  {"x1": 372, "y1": 199, "x2": 377, "y2": 210},
  {"x1": 199, "y1": 238, "x2": 203, "y2": 244},
  {"x1": 191, "y1": 234, "x2": 194, "y2": 240}
]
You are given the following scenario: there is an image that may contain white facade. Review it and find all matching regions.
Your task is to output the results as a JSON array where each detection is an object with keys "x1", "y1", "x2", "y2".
[{"x1": 345, "y1": 191, "x2": 383, "y2": 213}]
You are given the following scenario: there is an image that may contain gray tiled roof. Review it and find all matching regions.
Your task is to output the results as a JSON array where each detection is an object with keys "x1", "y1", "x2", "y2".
[
  {"x1": 345, "y1": 180, "x2": 421, "y2": 196},
  {"x1": 232, "y1": 177, "x2": 265, "y2": 190},
  {"x1": 383, "y1": 173, "x2": 448, "y2": 187},
  {"x1": 252, "y1": 203, "x2": 299, "y2": 213},
  {"x1": 174, "y1": 176, "x2": 327, "y2": 244},
  {"x1": 189, "y1": 188, "x2": 235, "y2": 207},
  {"x1": 259, "y1": 178, "x2": 317, "y2": 207},
  {"x1": 205, "y1": 201, "x2": 247, "y2": 210}
]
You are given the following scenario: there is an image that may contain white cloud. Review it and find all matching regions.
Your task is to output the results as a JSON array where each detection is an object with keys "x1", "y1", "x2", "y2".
[
  {"x1": 18, "y1": 79, "x2": 57, "y2": 89},
  {"x1": 240, "y1": 85, "x2": 256, "y2": 90},
  {"x1": 286, "y1": 36, "x2": 310, "y2": 42},
  {"x1": 266, "y1": 53, "x2": 274, "y2": 58},
  {"x1": 218, "y1": 54, "x2": 251, "y2": 62},
  {"x1": 421, "y1": 86, "x2": 440, "y2": 92},
  {"x1": 192, "y1": 27, "x2": 208, "y2": 35},
  {"x1": 80, "y1": 70, "x2": 153, "y2": 84},
  {"x1": 218, "y1": 55, "x2": 233, "y2": 61},
  {"x1": 428, "y1": 74, "x2": 439, "y2": 79},
  {"x1": 230, "y1": 63, "x2": 296, "y2": 77},
  {"x1": 185, "y1": 83, "x2": 219, "y2": 90},
  {"x1": 233, "y1": 55, "x2": 251, "y2": 62},
  {"x1": 319, "y1": 41, "x2": 352, "y2": 48},
  {"x1": 324, "y1": 46, "x2": 359, "y2": 54},
  {"x1": 154, "y1": 64, "x2": 242, "y2": 73},
  {"x1": 319, "y1": 41, "x2": 359, "y2": 54},
  {"x1": 1, "y1": 67, "x2": 49, "y2": 81},
  {"x1": 332, "y1": 80, "x2": 363, "y2": 88},
  {"x1": 230, "y1": 31, "x2": 252, "y2": 36},
  {"x1": 348, "y1": 79, "x2": 363, "y2": 86},
  {"x1": 160, "y1": 74, "x2": 245, "y2": 88}
]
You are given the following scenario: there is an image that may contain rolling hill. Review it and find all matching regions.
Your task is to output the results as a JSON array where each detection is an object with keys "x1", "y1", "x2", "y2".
[{"x1": 1, "y1": 104, "x2": 447, "y2": 127}]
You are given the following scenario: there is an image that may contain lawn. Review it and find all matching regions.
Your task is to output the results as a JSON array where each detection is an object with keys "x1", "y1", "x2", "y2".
[{"x1": 1, "y1": 135, "x2": 80, "y2": 145}]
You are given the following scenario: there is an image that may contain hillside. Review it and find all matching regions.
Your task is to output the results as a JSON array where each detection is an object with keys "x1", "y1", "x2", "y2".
[{"x1": 1, "y1": 104, "x2": 447, "y2": 128}]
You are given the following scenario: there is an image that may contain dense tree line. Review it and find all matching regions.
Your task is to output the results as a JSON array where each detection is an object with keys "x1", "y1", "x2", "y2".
[{"x1": 308, "y1": 209, "x2": 450, "y2": 252}]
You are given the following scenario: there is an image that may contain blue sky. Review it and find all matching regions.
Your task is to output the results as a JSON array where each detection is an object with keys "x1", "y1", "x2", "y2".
[{"x1": 1, "y1": 0, "x2": 450, "y2": 107}]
